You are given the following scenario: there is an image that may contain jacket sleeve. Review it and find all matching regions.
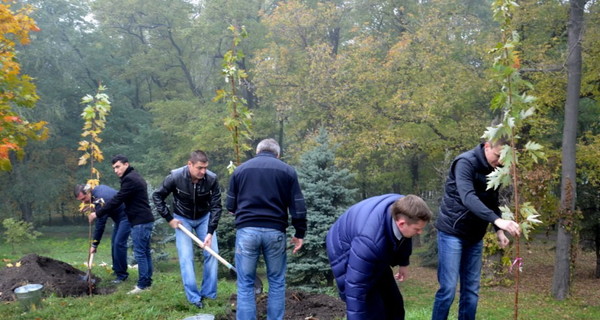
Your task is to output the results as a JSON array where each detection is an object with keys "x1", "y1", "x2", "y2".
[
  {"x1": 344, "y1": 235, "x2": 382, "y2": 320},
  {"x1": 289, "y1": 171, "x2": 307, "y2": 239},
  {"x1": 152, "y1": 173, "x2": 175, "y2": 222},
  {"x1": 455, "y1": 159, "x2": 500, "y2": 223},
  {"x1": 207, "y1": 176, "x2": 223, "y2": 235},
  {"x1": 225, "y1": 174, "x2": 237, "y2": 213},
  {"x1": 91, "y1": 213, "x2": 109, "y2": 248},
  {"x1": 97, "y1": 177, "x2": 134, "y2": 218},
  {"x1": 395, "y1": 238, "x2": 412, "y2": 267}
]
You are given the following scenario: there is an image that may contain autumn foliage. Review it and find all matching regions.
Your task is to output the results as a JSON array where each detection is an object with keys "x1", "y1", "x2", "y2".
[{"x1": 0, "y1": 0, "x2": 48, "y2": 171}]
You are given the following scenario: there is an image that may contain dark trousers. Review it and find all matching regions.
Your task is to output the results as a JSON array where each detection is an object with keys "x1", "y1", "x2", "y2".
[
  {"x1": 111, "y1": 217, "x2": 131, "y2": 280},
  {"x1": 365, "y1": 267, "x2": 405, "y2": 320}
]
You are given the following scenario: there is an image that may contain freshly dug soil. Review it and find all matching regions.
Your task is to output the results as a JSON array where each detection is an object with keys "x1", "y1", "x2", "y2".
[
  {"x1": 225, "y1": 290, "x2": 346, "y2": 320},
  {"x1": 1, "y1": 254, "x2": 347, "y2": 319},
  {"x1": 0, "y1": 254, "x2": 106, "y2": 301}
]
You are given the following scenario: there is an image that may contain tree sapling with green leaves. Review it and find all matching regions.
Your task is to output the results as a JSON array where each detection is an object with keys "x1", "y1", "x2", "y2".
[
  {"x1": 214, "y1": 25, "x2": 253, "y2": 172},
  {"x1": 486, "y1": 1, "x2": 546, "y2": 318},
  {"x1": 76, "y1": 85, "x2": 112, "y2": 292}
]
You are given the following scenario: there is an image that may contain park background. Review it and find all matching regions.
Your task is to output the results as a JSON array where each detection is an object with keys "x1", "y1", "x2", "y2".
[{"x1": 1, "y1": 0, "x2": 600, "y2": 319}]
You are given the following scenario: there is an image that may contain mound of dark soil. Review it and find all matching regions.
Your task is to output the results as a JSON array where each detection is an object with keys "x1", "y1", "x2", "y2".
[
  {"x1": 0, "y1": 254, "x2": 105, "y2": 301},
  {"x1": 225, "y1": 290, "x2": 346, "y2": 320}
]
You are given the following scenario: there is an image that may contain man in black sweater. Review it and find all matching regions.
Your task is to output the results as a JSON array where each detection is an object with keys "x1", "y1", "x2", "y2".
[
  {"x1": 89, "y1": 155, "x2": 154, "y2": 295},
  {"x1": 226, "y1": 138, "x2": 307, "y2": 320}
]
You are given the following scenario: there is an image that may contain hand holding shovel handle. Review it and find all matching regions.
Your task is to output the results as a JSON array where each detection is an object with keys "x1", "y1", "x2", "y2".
[
  {"x1": 177, "y1": 224, "x2": 236, "y2": 272},
  {"x1": 177, "y1": 224, "x2": 264, "y2": 294}
]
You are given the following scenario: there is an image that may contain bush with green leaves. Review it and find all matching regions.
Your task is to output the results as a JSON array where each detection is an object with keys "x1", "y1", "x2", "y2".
[{"x1": 2, "y1": 218, "x2": 42, "y2": 253}]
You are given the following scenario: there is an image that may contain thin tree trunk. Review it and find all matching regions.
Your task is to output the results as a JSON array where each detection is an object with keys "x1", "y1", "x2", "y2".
[
  {"x1": 595, "y1": 224, "x2": 600, "y2": 278},
  {"x1": 552, "y1": 0, "x2": 587, "y2": 300}
]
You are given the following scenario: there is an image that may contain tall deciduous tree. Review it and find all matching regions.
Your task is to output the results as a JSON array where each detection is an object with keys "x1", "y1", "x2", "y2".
[
  {"x1": 552, "y1": 0, "x2": 589, "y2": 300},
  {"x1": 0, "y1": 0, "x2": 48, "y2": 171}
]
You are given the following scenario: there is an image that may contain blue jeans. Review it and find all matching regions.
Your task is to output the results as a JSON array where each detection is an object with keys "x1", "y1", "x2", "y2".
[
  {"x1": 174, "y1": 214, "x2": 219, "y2": 304},
  {"x1": 111, "y1": 217, "x2": 131, "y2": 280},
  {"x1": 432, "y1": 231, "x2": 483, "y2": 320},
  {"x1": 235, "y1": 227, "x2": 286, "y2": 320},
  {"x1": 131, "y1": 222, "x2": 153, "y2": 289}
]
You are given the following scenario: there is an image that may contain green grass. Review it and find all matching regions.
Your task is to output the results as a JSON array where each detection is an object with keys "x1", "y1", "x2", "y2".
[
  {"x1": 1, "y1": 226, "x2": 238, "y2": 320},
  {"x1": 1, "y1": 226, "x2": 600, "y2": 319}
]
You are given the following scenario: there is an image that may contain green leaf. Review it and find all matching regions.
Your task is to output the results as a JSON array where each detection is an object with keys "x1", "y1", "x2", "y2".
[
  {"x1": 519, "y1": 107, "x2": 535, "y2": 120},
  {"x1": 524, "y1": 141, "x2": 546, "y2": 163},
  {"x1": 499, "y1": 205, "x2": 514, "y2": 220},
  {"x1": 487, "y1": 166, "x2": 510, "y2": 190},
  {"x1": 481, "y1": 125, "x2": 501, "y2": 141},
  {"x1": 500, "y1": 145, "x2": 514, "y2": 167}
]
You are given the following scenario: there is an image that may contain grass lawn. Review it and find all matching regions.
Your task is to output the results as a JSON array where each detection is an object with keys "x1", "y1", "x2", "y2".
[{"x1": 1, "y1": 226, "x2": 599, "y2": 319}]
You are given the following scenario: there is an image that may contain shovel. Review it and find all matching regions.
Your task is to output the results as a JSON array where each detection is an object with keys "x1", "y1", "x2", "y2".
[
  {"x1": 177, "y1": 224, "x2": 263, "y2": 294},
  {"x1": 82, "y1": 251, "x2": 95, "y2": 283}
]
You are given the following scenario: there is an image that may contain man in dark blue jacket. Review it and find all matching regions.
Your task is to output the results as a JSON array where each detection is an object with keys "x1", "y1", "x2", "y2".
[
  {"x1": 89, "y1": 154, "x2": 155, "y2": 295},
  {"x1": 75, "y1": 184, "x2": 131, "y2": 283},
  {"x1": 153, "y1": 150, "x2": 222, "y2": 309},
  {"x1": 431, "y1": 140, "x2": 520, "y2": 320},
  {"x1": 326, "y1": 194, "x2": 432, "y2": 320},
  {"x1": 226, "y1": 138, "x2": 307, "y2": 320}
]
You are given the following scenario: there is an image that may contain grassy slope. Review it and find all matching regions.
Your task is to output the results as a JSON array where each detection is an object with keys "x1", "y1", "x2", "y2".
[{"x1": 1, "y1": 226, "x2": 599, "y2": 319}]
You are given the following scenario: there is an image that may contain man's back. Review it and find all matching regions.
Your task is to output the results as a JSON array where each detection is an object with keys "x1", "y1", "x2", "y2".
[{"x1": 226, "y1": 152, "x2": 306, "y2": 234}]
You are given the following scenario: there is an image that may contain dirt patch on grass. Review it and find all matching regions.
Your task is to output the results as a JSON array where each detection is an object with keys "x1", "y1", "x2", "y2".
[
  {"x1": 224, "y1": 290, "x2": 346, "y2": 320},
  {"x1": 0, "y1": 254, "x2": 112, "y2": 301}
]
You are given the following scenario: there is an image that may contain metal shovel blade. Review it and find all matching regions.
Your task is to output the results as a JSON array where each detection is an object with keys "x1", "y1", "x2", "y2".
[{"x1": 81, "y1": 252, "x2": 96, "y2": 284}]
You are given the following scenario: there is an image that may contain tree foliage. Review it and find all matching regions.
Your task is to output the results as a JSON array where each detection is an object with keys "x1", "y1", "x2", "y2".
[
  {"x1": 214, "y1": 25, "x2": 253, "y2": 170},
  {"x1": 77, "y1": 85, "x2": 112, "y2": 214},
  {"x1": 0, "y1": 0, "x2": 48, "y2": 171},
  {"x1": 2, "y1": 217, "x2": 42, "y2": 253},
  {"x1": 287, "y1": 128, "x2": 356, "y2": 287}
]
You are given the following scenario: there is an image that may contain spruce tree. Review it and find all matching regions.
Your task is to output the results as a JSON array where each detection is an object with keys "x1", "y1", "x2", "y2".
[{"x1": 287, "y1": 129, "x2": 357, "y2": 288}]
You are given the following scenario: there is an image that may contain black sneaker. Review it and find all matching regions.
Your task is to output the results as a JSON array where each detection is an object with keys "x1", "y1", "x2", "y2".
[
  {"x1": 192, "y1": 300, "x2": 203, "y2": 309},
  {"x1": 111, "y1": 278, "x2": 126, "y2": 284}
]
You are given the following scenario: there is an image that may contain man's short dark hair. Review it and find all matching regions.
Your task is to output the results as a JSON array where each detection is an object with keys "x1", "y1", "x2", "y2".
[
  {"x1": 189, "y1": 150, "x2": 208, "y2": 164},
  {"x1": 74, "y1": 184, "x2": 86, "y2": 197},
  {"x1": 112, "y1": 154, "x2": 129, "y2": 165},
  {"x1": 390, "y1": 195, "x2": 433, "y2": 224},
  {"x1": 488, "y1": 136, "x2": 510, "y2": 147}
]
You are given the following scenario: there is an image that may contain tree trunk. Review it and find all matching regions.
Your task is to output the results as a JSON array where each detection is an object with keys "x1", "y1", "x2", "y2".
[
  {"x1": 552, "y1": 0, "x2": 587, "y2": 300},
  {"x1": 596, "y1": 224, "x2": 600, "y2": 278},
  {"x1": 19, "y1": 202, "x2": 34, "y2": 223}
]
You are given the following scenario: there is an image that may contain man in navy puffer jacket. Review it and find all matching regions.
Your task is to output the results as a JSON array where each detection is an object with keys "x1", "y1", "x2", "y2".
[{"x1": 326, "y1": 194, "x2": 433, "y2": 320}]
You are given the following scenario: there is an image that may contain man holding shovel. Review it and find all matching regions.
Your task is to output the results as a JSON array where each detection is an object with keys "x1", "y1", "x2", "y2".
[
  {"x1": 74, "y1": 184, "x2": 131, "y2": 284},
  {"x1": 152, "y1": 150, "x2": 223, "y2": 309}
]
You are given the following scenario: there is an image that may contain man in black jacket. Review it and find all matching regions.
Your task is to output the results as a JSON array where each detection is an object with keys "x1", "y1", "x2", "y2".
[
  {"x1": 89, "y1": 155, "x2": 154, "y2": 295},
  {"x1": 152, "y1": 150, "x2": 222, "y2": 309},
  {"x1": 431, "y1": 140, "x2": 520, "y2": 320}
]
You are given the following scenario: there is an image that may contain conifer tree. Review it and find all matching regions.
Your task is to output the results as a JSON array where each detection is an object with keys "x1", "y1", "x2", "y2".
[{"x1": 287, "y1": 129, "x2": 356, "y2": 287}]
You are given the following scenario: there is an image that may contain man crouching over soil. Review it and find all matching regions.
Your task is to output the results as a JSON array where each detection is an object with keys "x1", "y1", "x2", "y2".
[{"x1": 326, "y1": 194, "x2": 432, "y2": 320}]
